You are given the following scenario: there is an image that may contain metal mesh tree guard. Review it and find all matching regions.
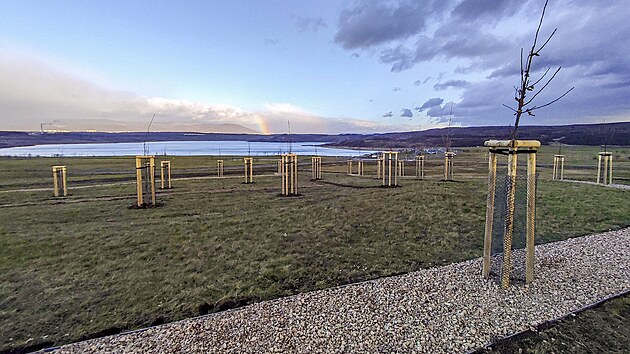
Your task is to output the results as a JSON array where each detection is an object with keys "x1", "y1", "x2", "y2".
[
  {"x1": 483, "y1": 140, "x2": 539, "y2": 288},
  {"x1": 135, "y1": 156, "x2": 156, "y2": 207},
  {"x1": 489, "y1": 171, "x2": 538, "y2": 283},
  {"x1": 52, "y1": 165, "x2": 67, "y2": 197}
]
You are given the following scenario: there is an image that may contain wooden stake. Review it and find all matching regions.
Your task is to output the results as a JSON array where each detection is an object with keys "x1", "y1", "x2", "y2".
[
  {"x1": 526, "y1": 151, "x2": 537, "y2": 284},
  {"x1": 502, "y1": 147, "x2": 518, "y2": 288},
  {"x1": 135, "y1": 157, "x2": 143, "y2": 206},
  {"x1": 135, "y1": 156, "x2": 155, "y2": 206},
  {"x1": 482, "y1": 152, "x2": 497, "y2": 278},
  {"x1": 243, "y1": 157, "x2": 253, "y2": 183},
  {"x1": 160, "y1": 161, "x2": 172, "y2": 189},
  {"x1": 597, "y1": 154, "x2": 602, "y2": 184},
  {"x1": 217, "y1": 160, "x2": 224, "y2": 177}
]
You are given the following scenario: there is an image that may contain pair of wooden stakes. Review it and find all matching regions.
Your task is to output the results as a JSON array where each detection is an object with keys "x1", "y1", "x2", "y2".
[
  {"x1": 346, "y1": 160, "x2": 365, "y2": 176},
  {"x1": 134, "y1": 156, "x2": 172, "y2": 207},
  {"x1": 216, "y1": 158, "x2": 254, "y2": 183},
  {"x1": 374, "y1": 153, "x2": 427, "y2": 186},
  {"x1": 277, "y1": 155, "x2": 322, "y2": 196},
  {"x1": 552, "y1": 152, "x2": 613, "y2": 184}
]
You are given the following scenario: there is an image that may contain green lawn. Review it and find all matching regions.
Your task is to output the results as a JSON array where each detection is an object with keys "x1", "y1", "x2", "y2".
[
  {"x1": 0, "y1": 147, "x2": 629, "y2": 352},
  {"x1": 482, "y1": 292, "x2": 630, "y2": 354}
]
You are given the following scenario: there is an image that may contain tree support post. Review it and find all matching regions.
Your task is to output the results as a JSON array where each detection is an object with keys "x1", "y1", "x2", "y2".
[
  {"x1": 160, "y1": 160, "x2": 172, "y2": 189},
  {"x1": 52, "y1": 165, "x2": 67, "y2": 197},
  {"x1": 135, "y1": 156, "x2": 156, "y2": 207},
  {"x1": 483, "y1": 140, "x2": 539, "y2": 288},
  {"x1": 415, "y1": 155, "x2": 425, "y2": 180},
  {"x1": 243, "y1": 157, "x2": 254, "y2": 183},
  {"x1": 597, "y1": 152, "x2": 613, "y2": 185},
  {"x1": 217, "y1": 160, "x2": 224, "y2": 177}
]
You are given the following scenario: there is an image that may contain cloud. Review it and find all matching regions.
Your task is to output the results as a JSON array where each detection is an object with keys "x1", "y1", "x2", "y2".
[
  {"x1": 351, "y1": 52, "x2": 360, "y2": 58},
  {"x1": 264, "y1": 38, "x2": 279, "y2": 45},
  {"x1": 433, "y1": 79, "x2": 470, "y2": 91},
  {"x1": 415, "y1": 77, "x2": 431, "y2": 86},
  {"x1": 334, "y1": 1, "x2": 431, "y2": 49},
  {"x1": 452, "y1": 0, "x2": 525, "y2": 21},
  {"x1": 296, "y1": 17, "x2": 327, "y2": 33},
  {"x1": 392, "y1": 87, "x2": 402, "y2": 92},
  {"x1": 415, "y1": 98, "x2": 444, "y2": 112},
  {"x1": 334, "y1": 0, "x2": 630, "y2": 126},
  {"x1": 400, "y1": 108, "x2": 413, "y2": 118},
  {"x1": 382, "y1": 111, "x2": 393, "y2": 118},
  {"x1": 0, "y1": 52, "x2": 404, "y2": 134}
]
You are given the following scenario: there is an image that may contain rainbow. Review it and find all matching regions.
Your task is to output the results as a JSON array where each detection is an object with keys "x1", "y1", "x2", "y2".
[{"x1": 255, "y1": 115, "x2": 271, "y2": 135}]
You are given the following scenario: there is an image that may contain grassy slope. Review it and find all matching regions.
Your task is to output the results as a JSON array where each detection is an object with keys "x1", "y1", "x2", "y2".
[
  {"x1": 484, "y1": 293, "x2": 630, "y2": 354},
  {"x1": 0, "y1": 147, "x2": 629, "y2": 352}
]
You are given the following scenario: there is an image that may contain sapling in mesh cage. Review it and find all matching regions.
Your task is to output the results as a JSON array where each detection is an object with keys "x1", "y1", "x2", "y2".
[{"x1": 483, "y1": 0, "x2": 572, "y2": 288}]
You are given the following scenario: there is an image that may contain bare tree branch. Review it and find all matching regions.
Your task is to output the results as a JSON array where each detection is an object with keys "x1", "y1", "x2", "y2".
[
  {"x1": 503, "y1": 104, "x2": 518, "y2": 113},
  {"x1": 524, "y1": 66, "x2": 562, "y2": 106},
  {"x1": 526, "y1": 87, "x2": 575, "y2": 112},
  {"x1": 535, "y1": 28, "x2": 557, "y2": 54},
  {"x1": 530, "y1": 67, "x2": 552, "y2": 88},
  {"x1": 531, "y1": 0, "x2": 549, "y2": 51},
  {"x1": 507, "y1": 0, "x2": 571, "y2": 140},
  {"x1": 520, "y1": 48, "x2": 524, "y2": 88}
]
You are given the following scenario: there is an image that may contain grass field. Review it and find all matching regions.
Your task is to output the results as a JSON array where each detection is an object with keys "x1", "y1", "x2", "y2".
[
  {"x1": 0, "y1": 145, "x2": 629, "y2": 352},
  {"x1": 483, "y1": 292, "x2": 630, "y2": 353}
]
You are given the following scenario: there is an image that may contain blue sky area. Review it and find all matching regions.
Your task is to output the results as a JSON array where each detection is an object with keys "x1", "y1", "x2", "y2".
[{"x1": 1, "y1": 1, "x2": 628, "y2": 133}]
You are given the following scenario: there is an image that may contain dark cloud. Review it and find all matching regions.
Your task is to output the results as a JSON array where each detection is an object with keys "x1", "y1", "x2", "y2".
[
  {"x1": 335, "y1": 0, "x2": 630, "y2": 126},
  {"x1": 400, "y1": 108, "x2": 413, "y2": 117},
  {"x1": 426, "y1": 105, "x2": 450, "y2": 119},
  {"x1": 296, "y1": 17, "x2": 327, "y2": 33},
  {"x1": 452, "y1": 0, "x2": 525, "y2": 21},
  {"x1": 334, "y1": 1, "x2": 433, "y2": 49},
  {"x1": 382, "y1": 111, "x2": 393, "y2": 118},
  {"x1": 415, "y1": 98, "x2": 444, "y2": 112},
  {"x1": 392, "y1": 87, "x2": 402, "y2": 92},
  {"x1": 434, "y1": 79, "x2": 470, "y2": 91},
  {"x1": 351, "y1": 52, "x2": 360, "y2": 58}
]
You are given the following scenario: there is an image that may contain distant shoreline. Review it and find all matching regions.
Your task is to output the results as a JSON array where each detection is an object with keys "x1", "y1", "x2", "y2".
[{"x1": 1, "y1": 122, "x2": 628, "y2": 149}]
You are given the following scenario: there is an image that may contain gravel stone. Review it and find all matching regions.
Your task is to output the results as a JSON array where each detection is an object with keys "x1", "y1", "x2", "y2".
[{"x1": 51, "y1": 228, "x2": 630, "y2": 354}]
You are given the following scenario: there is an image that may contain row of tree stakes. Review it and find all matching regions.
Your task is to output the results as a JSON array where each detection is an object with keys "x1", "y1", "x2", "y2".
[{"x1": 48, "y1": 144, "x2": 616, "y2": 288}]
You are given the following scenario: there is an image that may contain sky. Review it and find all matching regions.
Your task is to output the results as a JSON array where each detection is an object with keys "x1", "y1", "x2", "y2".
[{"x1": 1, "y1": 0, "x2": 629, "y2": 134}]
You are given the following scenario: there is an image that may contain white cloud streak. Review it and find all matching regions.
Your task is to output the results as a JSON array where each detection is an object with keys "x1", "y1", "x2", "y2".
[{"x1": 0, "y1": 52, "x2": 408, "y2": 134}]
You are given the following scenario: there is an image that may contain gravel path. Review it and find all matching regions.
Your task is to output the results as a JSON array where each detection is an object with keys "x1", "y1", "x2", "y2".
[
  {"x1": 561, "y1": 179, "x2": 630, "y2": 190},
  {"x1": 53, "y1": 228, "x2": 630, "y2": 354}
]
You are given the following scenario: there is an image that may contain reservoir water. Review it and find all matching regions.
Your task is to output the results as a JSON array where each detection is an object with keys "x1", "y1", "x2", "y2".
[{"x1": 0, "y1": 141, "x2": 377, "y2": 157}]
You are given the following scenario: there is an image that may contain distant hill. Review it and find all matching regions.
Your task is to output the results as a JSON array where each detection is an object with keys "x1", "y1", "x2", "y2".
[
  {"x1": 0, "y1": 122, "x2": 627, "y2": 149},
  {"x1": 325, "y1": 122, "x2": 630, "y2": 149},
  {"x1": 0, "y1": 131, "x2": 362, "y2": 149},
  {"x1": 6, "y1": 118, "x2": 260, "y2": 135}
]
